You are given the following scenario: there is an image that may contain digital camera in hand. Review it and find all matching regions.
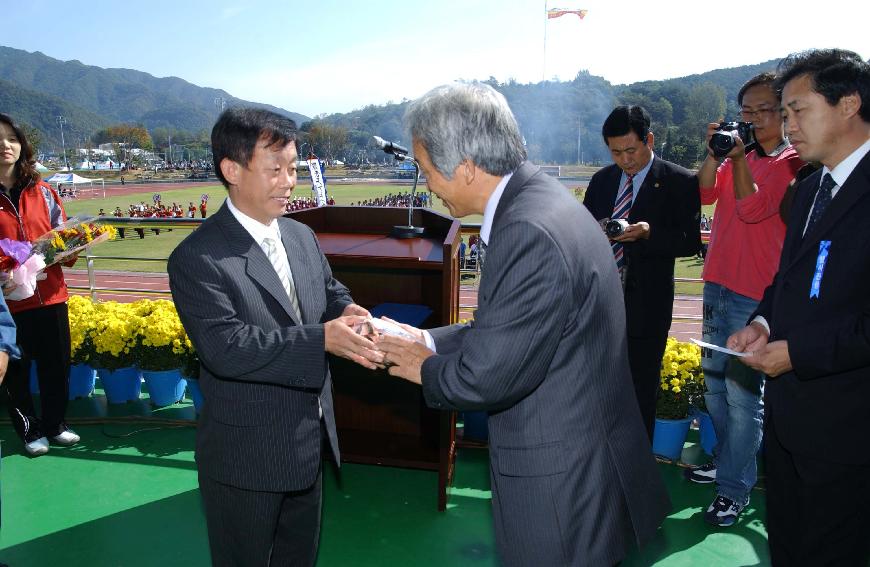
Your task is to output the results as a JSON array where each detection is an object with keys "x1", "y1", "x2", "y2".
[
  {"x1": 605, "y1": 218, "x2": 629, "y2": 238},
  {"x1": 710, "y1": 121, "x2": 754, "y2": 159}
]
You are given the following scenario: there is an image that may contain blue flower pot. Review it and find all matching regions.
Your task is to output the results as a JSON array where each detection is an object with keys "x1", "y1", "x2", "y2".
[
  {"x1": 652, "y1": 417, "x2": 693, "y2": 461},
  {"x1": 28, "y1": 362, "x2": 95, "y2": 399},
  {"x1": 462, "y1": 411, "x2": 488, "y2": 442},
  {"x1": 97, "y1": 367, "x2": 142, "y2": 404},
  {"x1": 142, "y1": 369, "x2": 187, "y2": 407},
  {"x1": 29, "y1": 361, "x2": 38, "y2": 394},
  {"x1": 696, "y1": 410, "x2": 717, "y2": 456},
  {"x1": 69, "y1": 364, "x2": 97, "y2": 399},
  {"x1": 186, "y1": 378, "x2": 204, "y2": 414}
]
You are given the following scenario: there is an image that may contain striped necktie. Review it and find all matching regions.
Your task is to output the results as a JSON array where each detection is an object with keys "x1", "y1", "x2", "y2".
[
  {"x1": 262, "y1": 236, "x2": 302, "y2": 320},
  {"x1": 611, "y1": 174, "x2": 634, "y2": 270},
  {"x1": 804, "y1": 173, "x2": 836, "y2": 237}
]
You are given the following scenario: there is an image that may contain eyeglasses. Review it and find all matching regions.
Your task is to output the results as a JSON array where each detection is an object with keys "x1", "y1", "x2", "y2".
[{"x1": 738, "y1": 108, "x2": 777, "y2": 121}]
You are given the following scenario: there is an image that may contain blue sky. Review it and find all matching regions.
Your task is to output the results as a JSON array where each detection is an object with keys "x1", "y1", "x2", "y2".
[{"x1": 4, "y1": 0, "x2": 868, "y2": 118}]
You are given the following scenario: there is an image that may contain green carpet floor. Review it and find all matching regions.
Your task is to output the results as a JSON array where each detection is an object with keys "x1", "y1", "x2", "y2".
[{"x1": 0, "y1": 391, "x2": 772, "y2": 566}]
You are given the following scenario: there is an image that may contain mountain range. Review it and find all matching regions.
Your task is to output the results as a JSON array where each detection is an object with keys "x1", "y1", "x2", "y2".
[
  {"x1": 0, "y1": 46, "x2": 309, "y2": 147},
  {"x1": 1, "y1": 45, "x2": 782, "y2": 167}
]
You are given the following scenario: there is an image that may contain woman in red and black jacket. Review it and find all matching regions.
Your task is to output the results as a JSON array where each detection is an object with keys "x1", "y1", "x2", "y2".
[{"x1": 0, "y1": 113, "x2": 79, "y2": 456}]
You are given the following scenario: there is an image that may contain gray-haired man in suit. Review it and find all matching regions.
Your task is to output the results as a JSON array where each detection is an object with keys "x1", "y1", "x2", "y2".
[
  {"x1": 375, "y1": 82, "x2": 670, "y2": 567},
  {"x1": 168, "y1": 108, "x2": 382, "y2": 567}
]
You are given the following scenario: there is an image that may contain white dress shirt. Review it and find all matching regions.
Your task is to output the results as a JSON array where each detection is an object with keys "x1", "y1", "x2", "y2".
[{"x1": 226, "y1": 198, "x2": 300, "y2": 301}]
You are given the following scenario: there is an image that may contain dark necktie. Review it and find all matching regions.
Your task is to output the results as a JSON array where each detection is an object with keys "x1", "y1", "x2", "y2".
[
  {"x1": 478, "y1": 240, "x2": 488, "y2": 271},
  {"x1": 611, "y1": 174, "x2": 634, "y2": 270},
  {"x1": 805, "y1": 173, "x2": 836, "y2": 237}
]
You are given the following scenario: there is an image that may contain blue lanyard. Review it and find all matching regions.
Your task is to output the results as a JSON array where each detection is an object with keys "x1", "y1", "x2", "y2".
[{"x1": 810, "y1": 240, "x2": 831, "y2": 299}]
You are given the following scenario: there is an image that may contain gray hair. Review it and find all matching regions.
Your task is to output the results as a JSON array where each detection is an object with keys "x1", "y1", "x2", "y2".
[{"x1": 404, "y1": 82, "x2": 526, "y2": 179}]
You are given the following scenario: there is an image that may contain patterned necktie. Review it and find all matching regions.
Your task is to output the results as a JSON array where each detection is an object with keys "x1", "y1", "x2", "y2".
[
  {"x1": 262, "y1": 236, "x2": 302, "y2": 320},
  {"x1": 478, "y1": 240, "x2": 488, "y2": 271},
  {"x1": 611, "y1": 174, "x2": 634, "y2": 270},
  {"x1": 804, "y1": 173, "x2": 836, "y2": 237}
]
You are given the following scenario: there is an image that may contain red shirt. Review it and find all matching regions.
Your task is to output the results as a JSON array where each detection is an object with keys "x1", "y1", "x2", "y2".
[{"x1": 701, "y1": 144, "x2": 803, "y2": 300}]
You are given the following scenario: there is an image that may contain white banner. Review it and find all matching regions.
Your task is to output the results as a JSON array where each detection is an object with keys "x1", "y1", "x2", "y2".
[{"x1": 307, "y1": 158, "x2": 327, "y2": 206}]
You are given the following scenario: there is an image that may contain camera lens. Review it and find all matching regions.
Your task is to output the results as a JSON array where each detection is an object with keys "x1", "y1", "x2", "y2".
[
  {"x1": 605, "y1": 219, "x2": 628, "y2": 238},
  {"x1": 710, "y1": 131, "x2": 736, "y2": 159}
]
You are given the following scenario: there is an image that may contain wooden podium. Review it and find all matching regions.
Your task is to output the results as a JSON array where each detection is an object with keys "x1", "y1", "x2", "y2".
[{"x1": 287, "y1": 206, "x2": 461, "y2": 511}]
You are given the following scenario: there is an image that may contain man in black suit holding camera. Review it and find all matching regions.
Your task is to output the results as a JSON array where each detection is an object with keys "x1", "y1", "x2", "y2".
[{"x1": 584, "y1": 105, "x2": 701, "y2": 440}]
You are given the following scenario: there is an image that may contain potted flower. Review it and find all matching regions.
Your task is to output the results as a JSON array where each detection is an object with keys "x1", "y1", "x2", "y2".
[
  {"x1": 182, "y1": 347, "x2": 203, "y2": 414},
  {"x1": 689, "y1": 373, "x2": 717, "y2": 456},
  {"x1": 135, "y1": 299, "x2": 189, "y2": 406},
  {"x1": 88, "y1": 300, "x2": 144, "y2": 403},
  {"x1": 67, "y1": 295, "x2": 98, "y2": 398},
  {"x1": 653, "y1": 338, "x2": 703, "y2": 461}
]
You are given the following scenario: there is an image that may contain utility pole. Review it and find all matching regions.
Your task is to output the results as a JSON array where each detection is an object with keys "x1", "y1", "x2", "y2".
[
  {"x1": 576, "y1": 122, "x2": 582, "y2": 165},
  {"x1": 56, "y1": 116, "x2": 68, "y2": 171}
]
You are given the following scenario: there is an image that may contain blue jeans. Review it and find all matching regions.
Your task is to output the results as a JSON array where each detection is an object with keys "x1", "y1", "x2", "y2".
[{"x1": 702, "y1": 282, "x2": 764, "y2": 506}]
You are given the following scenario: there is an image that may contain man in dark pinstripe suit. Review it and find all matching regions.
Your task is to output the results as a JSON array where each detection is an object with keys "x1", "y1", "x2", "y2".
[
  {"x1": 376, "y1": 83, "x2": 671, "y2": 566},
  {"x1": 168, "y1": 108, "x2": 382, "y2": 567}
]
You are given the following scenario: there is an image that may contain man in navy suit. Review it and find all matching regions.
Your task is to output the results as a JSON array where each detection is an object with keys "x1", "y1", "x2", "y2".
[
  {"x1": 583, "y1": 105, "x2": 700, "y2": 440},
  {"x1": 376, "y1": 82, "x2": 670, "y2": 567},
  {"x1": 168, "y1": 108, "x2": 382, "y2": 566},
  {"x1": 729, "y1": 49, "x2": 870, "y2": 566}
]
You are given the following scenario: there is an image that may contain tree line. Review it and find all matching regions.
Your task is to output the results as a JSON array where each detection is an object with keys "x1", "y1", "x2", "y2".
[{"x1": 13, "y1": 58, "x2": 780, "y2": 170}]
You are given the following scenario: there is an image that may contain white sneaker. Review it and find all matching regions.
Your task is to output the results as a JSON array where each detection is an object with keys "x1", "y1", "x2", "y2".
[
  {"x1": 51, "y1": 429, "x2": 81, "y2": 446},
  {"x1": 25, "y1": 436, "x2": 50, "y2": 456}
]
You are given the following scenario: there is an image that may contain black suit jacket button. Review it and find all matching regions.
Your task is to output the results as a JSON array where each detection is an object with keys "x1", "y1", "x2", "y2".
[{"x1": 311, "y1": 396, "x2": 318, "y2": 406}]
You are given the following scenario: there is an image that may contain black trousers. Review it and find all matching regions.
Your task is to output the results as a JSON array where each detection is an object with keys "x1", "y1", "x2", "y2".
[
  {"x1": 5, "y1": 303, "x2": 71, "y2": 442},
  {"x1": 627, "y1": 333, "x2": 669, "y2": 442},
  {"x1": 199, "y1": 469, "x2": 323, "y2": 567},
  {"x1": 765, "y1": 418, "x2": 870, "y2": 566}
]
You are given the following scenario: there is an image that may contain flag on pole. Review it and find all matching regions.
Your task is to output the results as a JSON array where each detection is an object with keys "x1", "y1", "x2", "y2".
[
  {"x1": 307, "y1": 153, "x2": 328, "y2": 206},
  {"x1": 547, "y1": 8, "x2": 587, "y2": 19}
]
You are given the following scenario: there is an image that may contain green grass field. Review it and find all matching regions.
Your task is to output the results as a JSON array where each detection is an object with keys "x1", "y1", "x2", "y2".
[{"x1": 62, "y1": 182, "x2": 705, "y2": 294}]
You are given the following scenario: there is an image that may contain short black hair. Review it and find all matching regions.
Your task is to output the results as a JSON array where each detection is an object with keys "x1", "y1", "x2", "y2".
[
  {"x1": 775, "y1": 49, "x2": 870, "y2": 123},
  {"x1": 601, "y1": 105, "x2": 650, "y2": 145},
  {"x1": 738, "y1": 72, "x2": 777, "y2": 106},
  {"x1": 211, "y1": 107, "x2": 297, "y2": 188}
]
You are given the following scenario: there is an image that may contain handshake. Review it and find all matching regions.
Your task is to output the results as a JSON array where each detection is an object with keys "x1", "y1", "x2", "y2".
[{"x1": 325, "y1": 305, "x2": 434, "y2": 385}]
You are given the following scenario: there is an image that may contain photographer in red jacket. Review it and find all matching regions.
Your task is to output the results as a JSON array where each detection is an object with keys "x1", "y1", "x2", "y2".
[{"x1": 0, "y1": 113, "x2": 79, "y2": 456}]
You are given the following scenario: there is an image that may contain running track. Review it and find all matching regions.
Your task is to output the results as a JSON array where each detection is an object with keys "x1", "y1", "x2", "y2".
[
  {"x1": 69, "y1": 182, "x2": 702, "y2": 339},
  {"x1": 64, "y1": 269, "x2": 703, "y2": 341}
]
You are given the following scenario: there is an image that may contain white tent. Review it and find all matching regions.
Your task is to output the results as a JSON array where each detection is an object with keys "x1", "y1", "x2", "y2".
[
  {"x1": 76, "y1": 159, "x2": 118, "y2": 171},
  {"x1": 44, "y1": 172, "x2": 106, "y2": 198},
  {"x1": 34, "y1": 162, "x2": 49, "y2": 172}
]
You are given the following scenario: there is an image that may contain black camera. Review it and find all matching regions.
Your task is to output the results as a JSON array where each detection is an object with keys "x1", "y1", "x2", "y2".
[
  {"x1": 710, "y1": 121, "x2": 754, "y2": 159},
  {"x1": 605, "y1": 218, "x2": 629, "y2": 238}
]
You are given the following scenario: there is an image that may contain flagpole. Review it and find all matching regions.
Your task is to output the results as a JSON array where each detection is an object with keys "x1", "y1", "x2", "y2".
[{"x1": 542, "y1": 0, "x2": 547, "y2": 82}]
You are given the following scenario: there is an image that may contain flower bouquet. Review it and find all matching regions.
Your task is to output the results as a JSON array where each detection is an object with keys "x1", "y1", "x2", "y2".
[
  {"x1": 30, "y1": 216, "x2": 118, "y2": 266},
  {"x1": 0, "y1": 238, "x2": 46, "y2": 301},
  {"x1": 1, "y1": 217, "x2": 117, "y2": 301}
]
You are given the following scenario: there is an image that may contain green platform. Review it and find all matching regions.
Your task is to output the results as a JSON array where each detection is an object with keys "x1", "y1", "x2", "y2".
[{"x1": 1, "y1": 389, "x2": 772, "y2": 566}]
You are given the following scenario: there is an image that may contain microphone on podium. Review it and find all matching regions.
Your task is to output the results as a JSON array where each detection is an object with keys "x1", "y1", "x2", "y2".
[
  {"x1": 372, "y1": 136, "x2": 410, "y2": 159},
  {"x1": 372, "y1": 135, "x2": 425, "y2": 239}
]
